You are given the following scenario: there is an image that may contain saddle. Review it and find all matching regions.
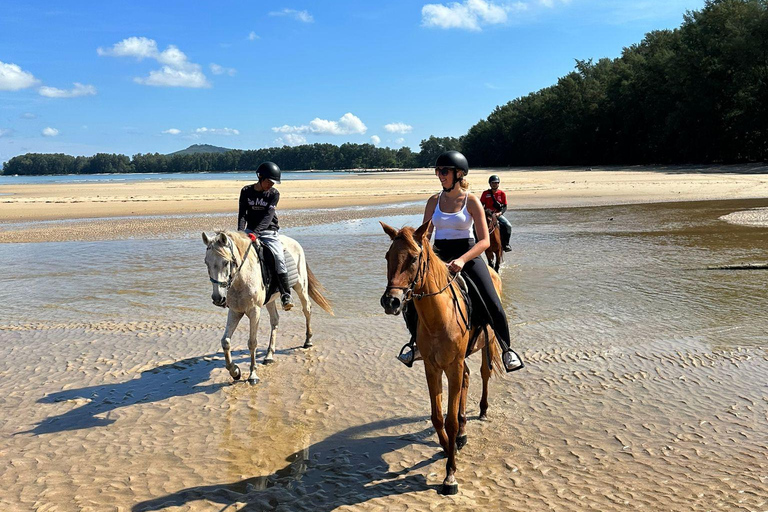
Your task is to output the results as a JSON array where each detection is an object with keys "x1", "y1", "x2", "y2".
[{"x1": 249, "y1": 240, "x2": 300, "y2": 300}]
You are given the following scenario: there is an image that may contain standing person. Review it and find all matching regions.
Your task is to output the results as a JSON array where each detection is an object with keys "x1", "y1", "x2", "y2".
[
  {"x1": 238, "y1": 161, "x2": 294, "y2": 310},
  {"x1": 397, "y1": 150, "x2": 524, "y2": 372},
  {"x1": 480, "y1": 175, "x2": 512, "y2": 252}
]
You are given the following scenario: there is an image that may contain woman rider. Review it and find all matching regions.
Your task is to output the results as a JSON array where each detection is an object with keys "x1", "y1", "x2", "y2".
[
  {"x1": 397, "y1": 150, "x2": 524, "y2": 372},
  {"x1": 237, "y1": 161, "x2": 294, "y2": 311}
]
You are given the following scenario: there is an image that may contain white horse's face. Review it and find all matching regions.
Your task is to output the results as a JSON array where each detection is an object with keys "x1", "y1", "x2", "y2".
[{"x1": 202, "y1": 232, "x2": 231, "y2": 308}]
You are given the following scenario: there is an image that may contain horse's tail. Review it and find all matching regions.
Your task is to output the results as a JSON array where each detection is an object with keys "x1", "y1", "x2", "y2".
[{"x1": 307, "y1": 264, "x2": 334, "y2": 315}]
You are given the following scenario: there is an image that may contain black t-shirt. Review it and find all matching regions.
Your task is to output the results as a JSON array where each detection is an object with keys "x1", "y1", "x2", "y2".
[{"x1": 238, "y1": 185, "x2": 280, "y2": 232}]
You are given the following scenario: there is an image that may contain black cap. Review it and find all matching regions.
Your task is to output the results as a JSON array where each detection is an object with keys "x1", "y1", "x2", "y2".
[
  {"x1": 257, "y1": 161, "x2": 282, "y2": 183},
  {"x1": 489, "y1": 174, "x2": 500, "y2": 184},
  {"x1": 435, "y1": 150, "x2": 469, "y2": 174}
]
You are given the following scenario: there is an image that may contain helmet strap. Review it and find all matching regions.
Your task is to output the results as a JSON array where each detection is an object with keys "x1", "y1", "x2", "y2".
[{"x1": 442, "y1": 170, "x2": 460, "y2": 192}]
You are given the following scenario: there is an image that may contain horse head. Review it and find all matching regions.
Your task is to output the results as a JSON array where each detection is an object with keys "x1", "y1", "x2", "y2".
[
  {"x1": 202, "y1": 231, "x2": 239, "y2": 308},
  {"x1": 379, "y1": 220, "x2": 431, "y2": 315}
]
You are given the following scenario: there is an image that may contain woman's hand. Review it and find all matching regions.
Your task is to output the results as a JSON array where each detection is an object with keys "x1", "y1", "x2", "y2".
[{"x1": 447, "y1": 258, "x2": 465, "y2": 274}]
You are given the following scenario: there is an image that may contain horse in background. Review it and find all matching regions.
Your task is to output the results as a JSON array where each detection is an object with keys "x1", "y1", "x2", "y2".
[
  {"x1": 485, "y1": 209, "x2": 503, "y2": 272},
  {"x1": 380, "y1": 220, "x2": 503, "y2": 495},
  {"x1": 202, "y1": 230, "x2": 333, "y2": 384}
]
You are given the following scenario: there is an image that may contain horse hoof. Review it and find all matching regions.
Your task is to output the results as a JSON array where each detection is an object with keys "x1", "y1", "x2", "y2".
[
  {"x1": 248, "y1": 376, "x2": 260, "y2": 385},
  {"x1": 303, "y1": 340, "x2": 313, "y2": 349},
  {"x1": 479, "y1": 413, "x2": 489, "y2": 422},
  {"x1": 263, "y1": 358, "x2": 274, "y2": 365},
  {"x1": 232, "y1": 366, "x2": 242, "y2": 381},
  {"x1": 441, "y1": 482, "x2": 459, "y2": 495},
  {"x1": 456, "y1": 435, "x2": 468, "y2": 451}
]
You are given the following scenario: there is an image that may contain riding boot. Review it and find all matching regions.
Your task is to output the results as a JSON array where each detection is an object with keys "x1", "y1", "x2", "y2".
[
  {"x1": 277, "y1": 272, "x2": 294, "y2": 311},
  {"x1": 397, "y1": 303, "x2": 421, "y2": 367}
]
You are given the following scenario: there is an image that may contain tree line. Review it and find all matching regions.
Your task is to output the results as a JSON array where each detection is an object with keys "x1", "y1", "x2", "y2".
[
  {"x1": 4, "y1": 0, "x2": 764, "y2": 175},
  {"x1": 462, "y1": 0, "x2": 768, "y2": 166},
  {"x1": 2, "y1": 137, "x2": 461, "y2": 176}
]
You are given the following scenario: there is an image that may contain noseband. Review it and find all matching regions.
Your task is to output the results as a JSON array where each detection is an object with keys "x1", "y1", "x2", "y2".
[{"x1": 209, "y1": 237, "x2": 254, "y2": 290}]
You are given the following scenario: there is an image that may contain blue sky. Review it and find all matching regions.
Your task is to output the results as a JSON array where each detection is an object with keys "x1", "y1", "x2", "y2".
[{"x1": 0, "y1": 0, "x2": 705, "y2": 163}]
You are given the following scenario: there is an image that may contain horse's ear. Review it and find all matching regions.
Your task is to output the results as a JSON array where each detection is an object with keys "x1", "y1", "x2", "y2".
[
  {"x1": 202, "y1": 232, "x2": 210, "y2": 245},
  {"x1": 380, "y1": 221, "x2": 398, "y2": 240},
  {"x1": 414, "y1": 220, "x2": 431, "y2": 245},
  {"x1": 216, "y1": 232, "x2": 228, "y2": 245}
]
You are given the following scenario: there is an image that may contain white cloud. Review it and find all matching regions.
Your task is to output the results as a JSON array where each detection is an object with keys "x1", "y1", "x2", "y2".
[
  {"x1": 21, "y1": 112, "x2": 36, "y2": 119},
  {"x1": 195, "y1": 127, "x2": 240, "y2": 136},
  {"x1": 42, "y1": 127, "x2": 59, "y2": 137},
  {"x1": 371, "y1": 135, "x2": 381, "y2": 146},
  {"x1": 395, "y1": 137, "x2": 406, "y2": 145},
  {"x1": 272, "y1": 112, "x2": 367, "y2": 136},
  {"x1": 0, "y1": 61, "x2": 40, "y2": 91},
  {"x1": 0, "y1": 129, "x2": 12, "y2": 138},
  {"x1": 248, "y1": 31, "x2": 260, "y2": 41},
  {"x1": 275, "y1": 133, "x2": 307, "y2": 146},
  {"x1": 384, "y1": 122, "x2": 413, "y2": 134},
  {"x1": 99, "y1": 37, "x2": 210, "y2": 88},
  {"x1": 162, "y1": 128, "x2": 181, "y2": 135},
  {"x1": 39, "y1": 82, "x2": 97, "y2": 98},
  {"x1": 269, "y1": 8, "x2": 314, "y2": 23},
  {"x1": 210, "y1": 63, "x2": 236, "y2": 76},
  {"x1": 421, "y1": 0, "x2": 527, "y2": 30}
]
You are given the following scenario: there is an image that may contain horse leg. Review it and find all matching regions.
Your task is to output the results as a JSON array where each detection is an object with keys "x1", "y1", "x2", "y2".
[
  {"x1": 424, "y1": 364, "x2": 448, "y2": 452},
  {"x1": 263, "y1": 301, "x2": 280, "y2": 364},
  {"x1": 221, "y1": 310, "x2": 245, "y2": 381},
  {"x1": 480, "y1": 337, "x2": 492, "y2": 421},
  {"x1": 296, "y1": 279, "x2": 313, "y2": 348},
  {"x1": 245, "y1": 308, "x2": 262, "y2": 384},
  {"x1": 456, "y1": 361, "x2": 470, "y2": 450},
  {"x1": 441, "y1": 362, "x2": 464, "y2": 495}
]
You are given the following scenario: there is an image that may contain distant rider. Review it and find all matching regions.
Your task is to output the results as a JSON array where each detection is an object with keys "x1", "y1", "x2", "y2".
[
  {"x1": 238, "y1": 161, "x2": 294, "y2": 310},
  {"x1": 480, "y1": 175, "x2": 512, "y2": 252}
]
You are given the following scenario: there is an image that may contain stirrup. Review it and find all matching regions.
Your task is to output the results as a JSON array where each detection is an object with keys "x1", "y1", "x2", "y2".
[
  {"x1": 502, "y1": 350, "x2": 524, "y2": 373},
  {"x1": 281, "y1": 294, "x2": 294, "y2": 311},
  {"x1": 503, "y1": 245, "x2": 512, "y2": 252},
  {"x1": 397, "y1": 343, "x2": 419, "y2": 368}
]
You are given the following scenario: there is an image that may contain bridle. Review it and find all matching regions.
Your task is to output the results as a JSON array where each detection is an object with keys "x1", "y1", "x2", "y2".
[
  {"x1": 209, "y1": 237, "x2": 254, "y2": 290},
  {"x1": 385, "y1": 242, "x2": 459, "y2": 303}
]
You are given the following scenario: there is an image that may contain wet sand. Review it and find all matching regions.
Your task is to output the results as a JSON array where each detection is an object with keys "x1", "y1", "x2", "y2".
[{"x1": 1, "y1": 171, "x2": 767, "y2": 511}]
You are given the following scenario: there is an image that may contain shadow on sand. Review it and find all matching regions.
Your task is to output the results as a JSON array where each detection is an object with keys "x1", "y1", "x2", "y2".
[
  {"x1": 21, "y1": 350, "x2": 266, "y2": 435},
  {"x1": 132, "y1": 417, "x2": 440, "y2": 511}
]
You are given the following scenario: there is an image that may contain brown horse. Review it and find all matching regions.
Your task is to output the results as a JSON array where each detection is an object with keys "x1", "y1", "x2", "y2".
[
  {"x1": 485, "y1": 210, "x2": 503, "y2": 272},
  {"x1": 380, "y1": 220, "x2": 502, "y2": 495}
]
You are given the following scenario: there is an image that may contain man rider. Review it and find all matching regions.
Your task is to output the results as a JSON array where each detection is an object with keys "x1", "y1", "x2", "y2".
[
  {"x1": 238, "y1": 161, "x2": 294, "y2": 310},
  {"x1": 480, "y1": 175, "x2": 512, "y2": 252}
]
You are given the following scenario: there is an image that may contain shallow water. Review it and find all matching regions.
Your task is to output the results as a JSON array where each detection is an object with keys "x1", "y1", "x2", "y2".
[{"x1": 1, "y1": 199, "x2": 766, "y2": 511}]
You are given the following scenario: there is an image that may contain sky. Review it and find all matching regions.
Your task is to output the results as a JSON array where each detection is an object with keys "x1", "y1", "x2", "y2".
[{"x1": 0, "y1": 0, "x2": 706, "y2": 164}]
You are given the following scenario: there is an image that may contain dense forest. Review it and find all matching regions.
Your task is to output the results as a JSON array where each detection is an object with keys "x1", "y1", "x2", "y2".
[
  {"x1": 3, "y1": 0, "x2": 765, "y2": 176},
  {"x1": 463, "y1": 0, "x2": 768, "y2": 166}
]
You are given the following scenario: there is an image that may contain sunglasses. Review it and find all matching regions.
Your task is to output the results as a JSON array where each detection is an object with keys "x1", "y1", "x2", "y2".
[{"x1": 435, "y1": 167, "x2": 456, "y2": 176}]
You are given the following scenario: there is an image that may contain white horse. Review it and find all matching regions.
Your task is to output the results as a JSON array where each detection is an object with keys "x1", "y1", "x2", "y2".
[{"x1": 202, "y1": 230, "x2": 334, "y2": 384}]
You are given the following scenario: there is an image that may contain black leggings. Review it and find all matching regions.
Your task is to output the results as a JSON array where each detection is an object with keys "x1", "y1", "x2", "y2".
[{"x1": 404, "y1": 238, "x2": 512, "y2": 350}]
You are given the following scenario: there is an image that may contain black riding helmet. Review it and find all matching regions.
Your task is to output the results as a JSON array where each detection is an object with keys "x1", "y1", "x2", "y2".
[
  {"x1": 257, "y1": 161, "x2": 282, "y2": 184},
  {"x1": 435, "y1": 150, "x2": 469, "y2": 174},
  {"x1": 489, "y1": 174, "x2": 500, "y2": 184}
]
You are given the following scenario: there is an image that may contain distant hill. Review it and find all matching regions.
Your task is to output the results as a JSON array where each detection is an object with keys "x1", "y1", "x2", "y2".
[{"x1": 168, "y1": 144, "x2": 233, "y2": 156}]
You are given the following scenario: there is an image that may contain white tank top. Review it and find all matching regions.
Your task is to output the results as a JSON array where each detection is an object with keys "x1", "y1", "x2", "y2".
[{"x1": 432, "y1": 192, "x2": 474, "y2": 240}]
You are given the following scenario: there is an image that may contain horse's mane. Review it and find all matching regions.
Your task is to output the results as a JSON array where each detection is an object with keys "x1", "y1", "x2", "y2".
[
  {"x1": 212, "y1": 230, "x2": 251, "y2": 262},
  {"x1": 398, "y1": 226, "x2": 450, "y2": 288}
]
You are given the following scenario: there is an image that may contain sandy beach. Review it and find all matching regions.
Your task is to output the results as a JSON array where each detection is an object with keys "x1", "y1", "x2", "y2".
[{"x1": 1, "y1": 167, "x2": 767, "y2": 511}]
